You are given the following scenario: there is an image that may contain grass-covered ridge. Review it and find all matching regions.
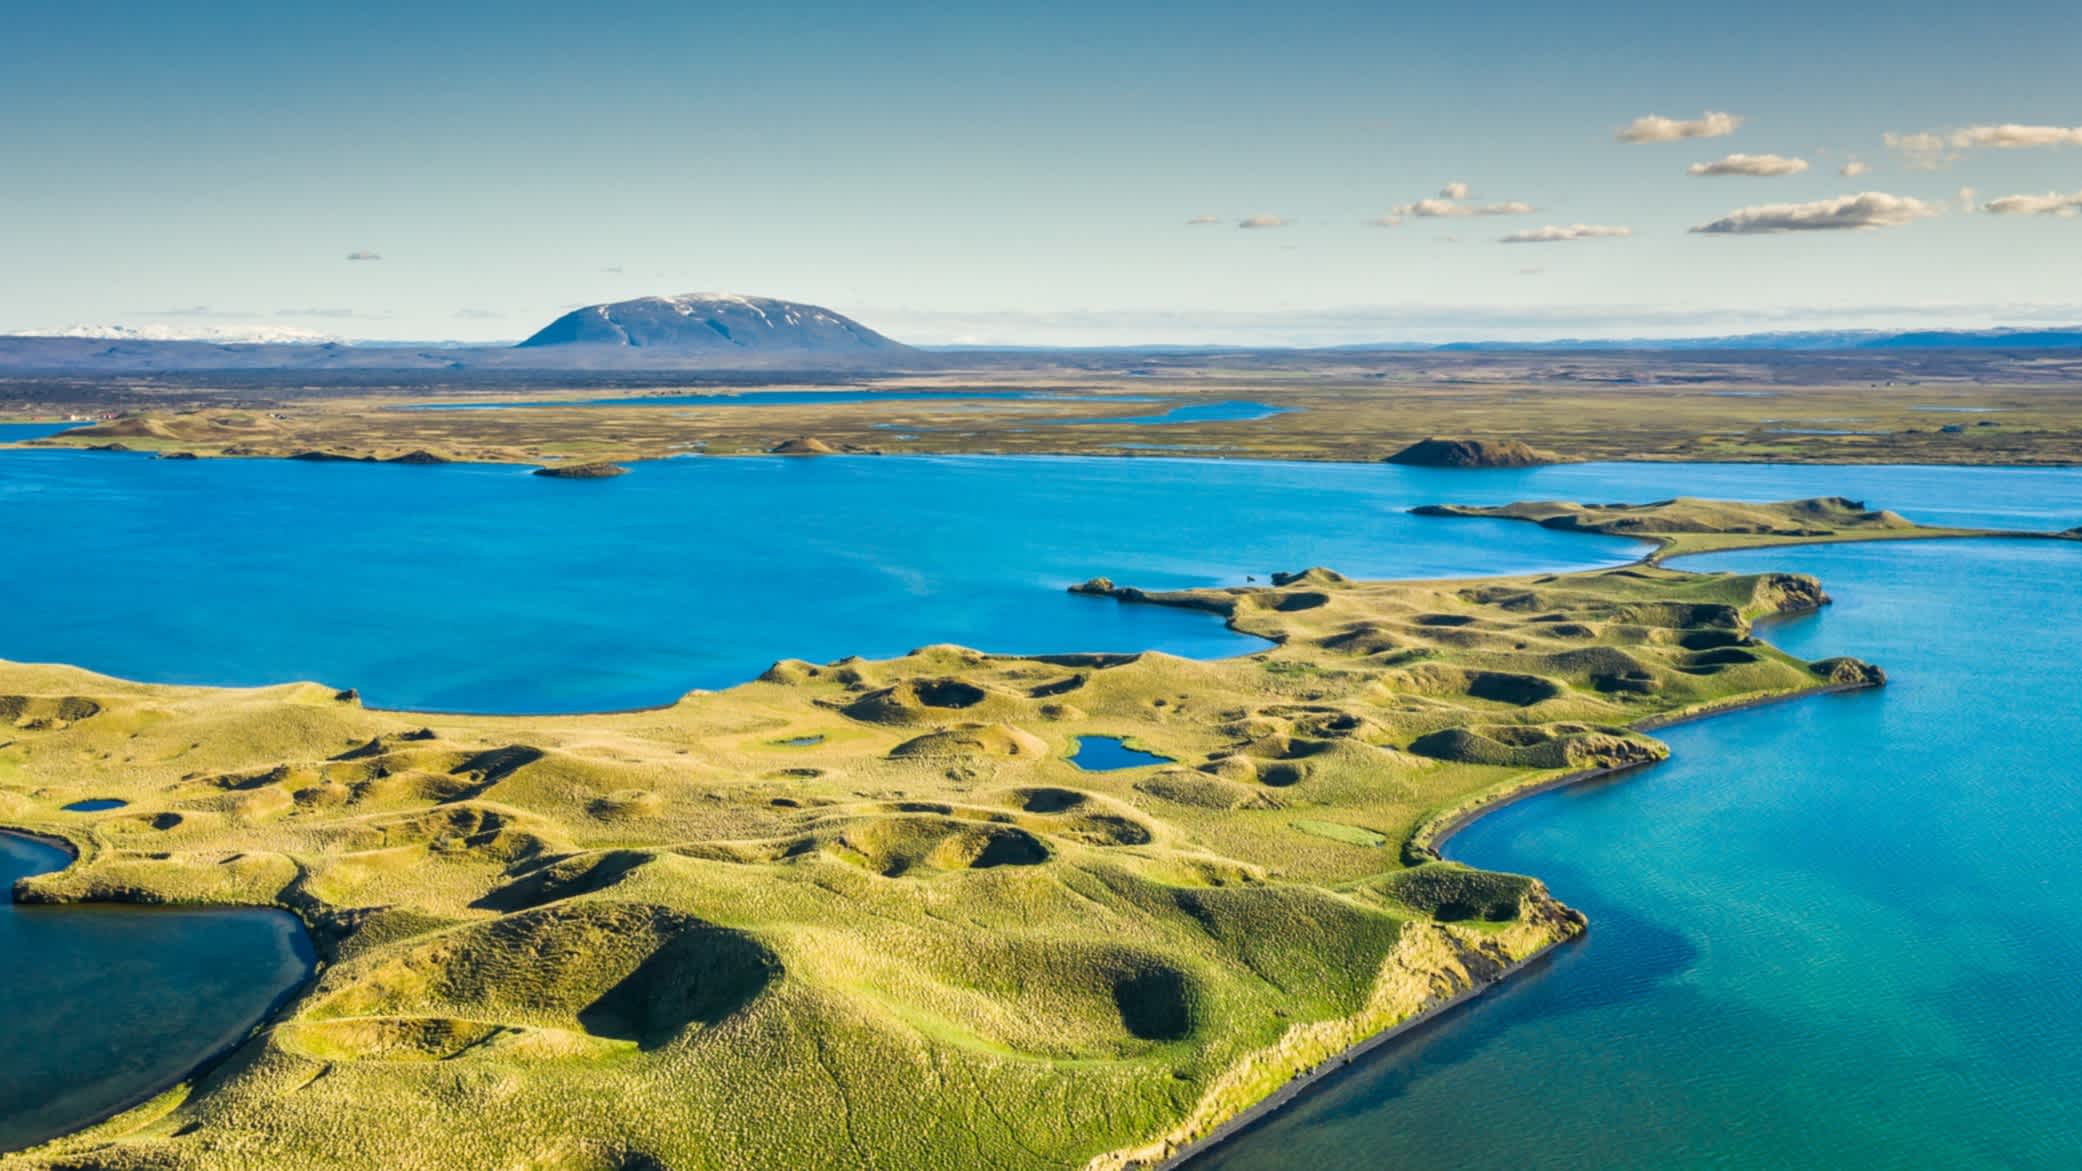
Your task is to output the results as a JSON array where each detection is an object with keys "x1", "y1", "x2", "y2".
[
  {"x1": 0, "y1": 521, "x2": 1913, "y2": 1170},
  {"x1": 1411, "y1": 495, "x2": 2000, "y2": 560}
]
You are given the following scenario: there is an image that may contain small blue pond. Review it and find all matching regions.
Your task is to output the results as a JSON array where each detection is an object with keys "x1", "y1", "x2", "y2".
[
  {"x1": 60, "y1": 798, "x2": 128, "y2": 812},
  {"x1": 1069, "y1": 735, "x2": 1172, "y2": 771}
]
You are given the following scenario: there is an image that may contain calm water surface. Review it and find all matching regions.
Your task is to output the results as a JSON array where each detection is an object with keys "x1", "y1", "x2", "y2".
[
  {"x1": 7, "y1": 450, "x2": 2082, "y2": 1164},
  {"x1": 0, "y1": 833, "x2": 312, "y2": 1152},
  {"x1": 0, "y1": 453, "x2": 1656, "y2": 712},
  {"x1": 1196, "y1": 536, "x2": 2082, "y2": 1170},
  {"x1": 408, "y1": 388, "x2": 1163, "y2": 410},
  {"x1": 10, "y1": 452, "x2": 2078, "y2": 713}
]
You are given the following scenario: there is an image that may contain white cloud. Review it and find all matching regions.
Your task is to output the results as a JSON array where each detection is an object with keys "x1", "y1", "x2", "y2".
[
  {"x1": 1439, "y1": 181, "x2": 1470, "y2": 199},
  {"x1": 1385, "y1": 197, "x2": 1535, "y2": 220},
  {"x1": 1953, "y1": 123, "x2": 2082, "y2": 149},
  {"x1": 1687, "y1": 153, "x2": 1809, "y2": 177},
  {"x1": 1840, "y1": 159, "x2": 1869, "y2": 178},
  {"x1": 1499, "y1": 224, "x2": 1633, "y2": 243},
  {"x1": 1617, "y1": 111, "x2": 1743, "y2": 143},
  {"x1": 1237, "y1": 214, "x2": 1290, "y2": 229},
  {"x1": 1957, "y1": 187, "x2": 1977, "y2": 213},
  {"x1": 1184, "y1": 214, "x2": 1221, "y2": 225},
  {"x1": 452, "y1": 307, "x2": 506, "y2": 319},
  {"x1": 1886, "y1": 124, "x2": 2082, "y2": 168},
  {"x1": 1690, "y1": 192, "x2": 1939, "y2": 235},
  {"x1": 345, "y1": 250, "x2": 382, "y2": 261},
  {"x1": 1883, "y1": 131, "x2": 1953, "y2": 169},
  {"x1": 1368, "y1": 215, "x2": 1404, "y2": 228},
  {"x1": 1982, "y1": 190, "x2": 2082, "y2": 216}
]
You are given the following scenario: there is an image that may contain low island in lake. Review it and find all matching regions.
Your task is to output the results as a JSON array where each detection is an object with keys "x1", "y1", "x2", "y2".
[{"x1": 3, "y1": 499, "x2": 2024, "y2": 1171}]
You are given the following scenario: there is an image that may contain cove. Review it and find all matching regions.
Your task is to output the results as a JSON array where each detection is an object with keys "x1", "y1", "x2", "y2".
[
  {"x1": 1191, "y1": 536, "x2": 2082, "y2": 1170},
  {"x1": 0, "y1": 833, "x2": 314, "y2": 1153}
]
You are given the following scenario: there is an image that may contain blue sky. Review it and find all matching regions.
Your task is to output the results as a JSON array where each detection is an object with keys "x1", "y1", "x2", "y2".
[{"x1": 4, "y1": 0, "x2": 2081, "y2": 344}]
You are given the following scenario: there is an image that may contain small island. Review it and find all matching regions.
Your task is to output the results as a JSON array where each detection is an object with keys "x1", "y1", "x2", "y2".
[
  {"x1": 1384, "y1": 437, "x2": 1558, "y2": 468},
  {"x1": 531, "y1": 461, "x2": 629, "y2": 479}
]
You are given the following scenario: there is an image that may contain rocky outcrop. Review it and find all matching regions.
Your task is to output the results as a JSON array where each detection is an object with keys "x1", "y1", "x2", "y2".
[
  {"x1": 532, "y1": 462, "x2": 629, "y2": 479},
  {"x1": 1385, "y1": 437, "x2": 1557, "y2": 468}
]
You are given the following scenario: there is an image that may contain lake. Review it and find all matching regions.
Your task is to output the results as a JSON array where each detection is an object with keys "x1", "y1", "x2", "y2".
[
  {"x1": 0, "y1": 833, "x2": 313, "y2": 1152},
  {"x1": 5, "y1": 449, "x2": 2082, "y2": 1164},
  {"x1": 7, "y1": 452, "x2": 2077, "y2": 713},
  {"x1": 1192, "y1": 535, "x2": 2082, "y2": 1170}
]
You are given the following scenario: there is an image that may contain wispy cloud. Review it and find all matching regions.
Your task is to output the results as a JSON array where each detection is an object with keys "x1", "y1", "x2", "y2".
[
  {"x1": 1237, "y1": 214, "x2": 1290, "y2": 229},
  {"x1": 1982, "y1": 190, "x2": 2082, "y2": 217},
  {"x1": 1397, "y1": 197, "x2": 1536, "y2": 218},
  {"x1": 1617, "y1": 111, "x2": 1743, "y2": 143},
  {"x1": 452, "y1": 307, "x2": 507, "y2": 319},
  {"x1": 1499, "y1": 224, "x2": 1632, "y2": 244},
  {"x1": 1886, "y1": 123, "x2": 2082, "y2": 168},
  {"x1": 1953, "y1": 123, "x2": 2082, "y2": 148},
  {"x1": 1373, "y1": 185, "x2": 1535, "y2": 226},
  {"x1": 275, "y1": 307, "x2": 391, "y2": 319},
  {"x1": 1691, "y1": 192, "x2": 1939, "y2": 235},
  {"x1": 1688, "y1": 153, "x2": 1808, "y2": 177},
  {"x1": 1840, "y1": 159, "x2": 1869, "y2": 178},
  {"x1": 1184, "y1": 214, "x2": 1221, "y2": 226},
  {"x1": 344, "y1": 250, "x2": 382, "y2": 262},
  {"x1": 135, "y1": 305, "x2": 255, "y2": 319}
]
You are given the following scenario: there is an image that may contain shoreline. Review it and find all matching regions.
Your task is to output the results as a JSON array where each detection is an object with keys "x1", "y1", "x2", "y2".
[
  {"x1": 9, "y1": 435, "x2": 2082, "y2": 472},
  {"x1": 0, "y1": 514, "x2": 2047, "y2": 1166},
  {"x1": 0, "y1": 828, "x2": 320, "y2": 1158},
  {"x1": 1152, "y1": 674, "x2": 1883, "y2": 1170}
]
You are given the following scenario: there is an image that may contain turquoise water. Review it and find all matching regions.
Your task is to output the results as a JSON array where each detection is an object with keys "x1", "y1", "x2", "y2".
[
  {"x1": 0, "y1": 422, "x2": 80, "y2": 441},
  {"x1": 8, "y1": 450, "x2": 2082, "y2": 1163},
  {"x1": 10, "y1": 452, "x2": 2078, "y2": 714},
  {"x1": 1046, "y1": 400, "x2": 1291, "y2": 425},
  {"x1": 405, "y1": 389, "x2": 1288, "y2": 426},
  {"x1": 0, "y1": 453, "x2": 1659, "y2": 712},
  {"x1": 1195, "y1": 536, "x2": 2082, "y2": 1170},
  {"x1": 409, "y1": 388, "x2": 1163, "y2": 410},
  {"x1": 0, "y1": 833, "x2": 313, "y2": 1152},
  {"x1": 1069, "y1": 735, "x2": 1172, "y2": 770}
]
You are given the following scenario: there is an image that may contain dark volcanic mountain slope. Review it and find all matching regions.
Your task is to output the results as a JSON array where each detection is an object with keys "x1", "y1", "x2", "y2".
[{"x1": 517, "y1": 294, "x2": 908, "y2": 353}]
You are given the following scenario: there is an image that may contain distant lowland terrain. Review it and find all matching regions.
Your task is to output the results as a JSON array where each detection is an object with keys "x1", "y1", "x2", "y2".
[{"x1": 3, "y1": 294, "x2": 2082, "y2": 468}]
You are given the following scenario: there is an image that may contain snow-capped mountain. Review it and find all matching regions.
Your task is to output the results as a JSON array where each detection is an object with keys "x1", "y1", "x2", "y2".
[
  {"x1": 19, "y1": 323, "x2": 344, "y2": 344},
  {"x1": 516, "y1": 294, "x2": 907, "y2": 353}
]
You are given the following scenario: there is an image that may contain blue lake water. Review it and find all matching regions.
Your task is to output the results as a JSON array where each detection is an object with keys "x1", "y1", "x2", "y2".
[
  {"x1": 1194, "y1": 535, "x2": 2082, "y2": 1170},
  {"x1": 7, "y1": 453, "x2": 2079, "y2": 714},
  {"x1": 408, "y1": 388, "x2": 1164, "y2": 410},
  {"x1": 0, "y1": 453, "x2": 1666, "y2": 712},
  {"x1": 59, "y1": 798, "x2": 128, "y2": 812},
  {"x1": 5, "y1": 449, "x2": 2082, "y2": 1161},
  {"x1": 0, "y1": 422, "x2": 81, "y2": 442},
  {"x1": 0, "y1": 833, "x2": 313, "y2": 1152},
  {"x1": 1069, "y1": 735, "x2": 1173, "y2": 771}
]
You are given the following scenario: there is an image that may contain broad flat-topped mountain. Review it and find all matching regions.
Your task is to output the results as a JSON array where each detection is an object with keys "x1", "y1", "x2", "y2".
[{"x1": 518, "y1": 294, "x2": 908, "y2": 354}]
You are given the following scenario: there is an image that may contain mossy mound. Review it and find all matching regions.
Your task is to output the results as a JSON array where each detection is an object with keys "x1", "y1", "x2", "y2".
[
  {"x1": 1408, "y1": 722, "x2": 1667, "y2": 770},
  {"x1": 769, "y1": 436, "x2": 837, "y2": 455},
  {"x1": 1376, "y1": 863, "x2": 1535, "y2": 922},
  {"x1": 1385, "y1": 437, "x2": 1556, "y2": 468},
  {"x1": 533, "y1": 461, "x2": 629, "y2": 479},
  {"x1": 887, "y1": 722, "x2": 1047, "y2": 759}
]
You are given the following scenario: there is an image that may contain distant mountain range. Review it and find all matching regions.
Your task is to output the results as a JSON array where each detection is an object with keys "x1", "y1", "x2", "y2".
[{"x1": 3, "y1": 296, "x2": 2081, "y2": 375}]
